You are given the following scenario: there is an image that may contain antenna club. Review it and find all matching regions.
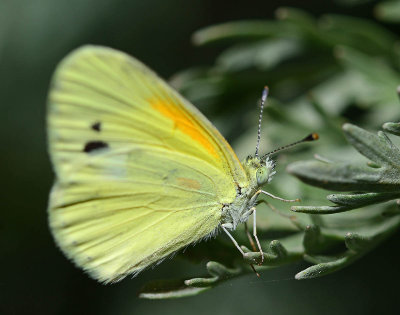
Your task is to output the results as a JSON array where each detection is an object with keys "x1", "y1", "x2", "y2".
[
  {"x1": 262, "y1": 86, "x2": 269, "y2": 102},
  {"x1": 303, "y1": 133, "x2": 319, "y2": 142}
]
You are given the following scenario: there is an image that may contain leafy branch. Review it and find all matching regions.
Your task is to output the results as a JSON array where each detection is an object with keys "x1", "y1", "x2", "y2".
[
  {"x1": 285, "y1": 121, "x2": 400, "y2": 279},
  {"x1": 289, "y1": 123, "x2": 400, "y2": 213},
  {"x1": 139, "y1": 234, "x2": 305, "y2": 298}
]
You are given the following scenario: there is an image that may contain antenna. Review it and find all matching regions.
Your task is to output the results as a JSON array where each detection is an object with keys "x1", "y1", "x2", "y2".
[
  {"x1": 255, "y1": 86, "x2": 269, "y2": 158},
  {"x1": 262, "y1": 133, "x2": 319, "y2": 159}
]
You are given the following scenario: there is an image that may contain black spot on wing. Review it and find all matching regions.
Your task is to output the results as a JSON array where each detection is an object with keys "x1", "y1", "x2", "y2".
[
  {"x1": 83, "y1": 141, "x2": 109, "y2": 153},
  {"x1": 91, "y1": 122, "x2": 101, "y2": 132}
]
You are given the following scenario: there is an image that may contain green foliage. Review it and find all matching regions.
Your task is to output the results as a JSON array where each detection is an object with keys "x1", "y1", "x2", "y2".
[
  {"x1": 140, "y1": 5, "x2": 400, "y2": 299},
  {"x1": 375, "y1": 0, "x2": 400, "y2": 22}
]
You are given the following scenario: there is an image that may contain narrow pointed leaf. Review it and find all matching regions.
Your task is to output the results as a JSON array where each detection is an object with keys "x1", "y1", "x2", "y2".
[
  {"x1": 192, "y1": 21, "x2": 281, "y2": 45},
  {"x1": 320, "y1": 14, "x2": 396, "y2": 53},
  {"x1": 139, "y1": 279, "x2": 210, "y2": 299},
  {"x1": 287, "y1": 160, "x2": 384, "y2": 191},
  {"x1": 343, "y1": 123, "x2": 400, "y2": 167},
  {"x1": 327, "y1": 192, "x2": 400, "y2": 206},
  {"x1": 302, "y1": 225, "x2": 339, "y2": 253},
  {"x1": 206, "y1": 261, "x2": 241, "y2": 278},
  {"x1": 295, "y1": 255, "x2": 351, "y2": 279},
  {"x1": 383, "y1": 122, "x2": 400, "y2": 135},
  {"x1": 344, "y1": 232, "x2": 372, "y2": 252},
  {"x1": 292, "y1": 204, "x2": 349, "y2": 214},
  {"x1": 375, "y1": 0, "x2": 400, "y2": 22}
]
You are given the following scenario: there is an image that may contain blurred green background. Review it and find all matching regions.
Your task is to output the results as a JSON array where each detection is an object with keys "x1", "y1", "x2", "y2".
[{"x1": 2, "y1": 0, "x2": 400, "y2": 314}]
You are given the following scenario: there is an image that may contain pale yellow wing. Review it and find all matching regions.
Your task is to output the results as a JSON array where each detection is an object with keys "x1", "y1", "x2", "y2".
[{"x1": 47, "y1": 46, "x2": 249, "y2": 283}]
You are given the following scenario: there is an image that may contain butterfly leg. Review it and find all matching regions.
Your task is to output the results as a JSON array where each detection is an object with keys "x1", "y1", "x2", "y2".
[
  {"x1": 244, "y1": 222, "x2": 257, "y2": 252},
  {"x1": 240, "y1": 207, "x2": 263, "y2": 262},
  {"x1": 260, "y1": 190, "x2": 300, "y2": 202},
  {"x1": 221, "y1": 224, "x2": 245, "y2": 255},
  {"x1": 258, "y1": 199, "x2": 296, "y2": 220},
  {"x1": 250, "y1": 207, "x2": 264, "y2": 264},
  {"x1": 222, "y1": 223, "x2": 261, "y2": 277}
]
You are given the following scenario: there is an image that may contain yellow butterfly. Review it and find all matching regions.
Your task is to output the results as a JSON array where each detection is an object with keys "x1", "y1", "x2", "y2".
[{"x1": 47, "y1": 45, "x2": 317, "y2": 283}]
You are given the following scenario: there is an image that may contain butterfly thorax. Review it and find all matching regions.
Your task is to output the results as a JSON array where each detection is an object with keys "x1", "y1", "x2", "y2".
[{"x1": 221, "y1": 156, "x2": 275, "y2": 230}]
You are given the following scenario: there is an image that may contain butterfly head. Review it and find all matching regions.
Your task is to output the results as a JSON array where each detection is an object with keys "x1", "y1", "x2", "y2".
[
  {"x1": 243, "y1": 155, "x2": 276, "y2": 189},
  {"x1": 257, "y1": 157, "x2": 276, "y2": 186}
]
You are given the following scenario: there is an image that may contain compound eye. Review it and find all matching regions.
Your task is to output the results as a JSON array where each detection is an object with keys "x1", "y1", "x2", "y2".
[{"x1": 256, "y1": 167, "x2": 270, "y2": 186}]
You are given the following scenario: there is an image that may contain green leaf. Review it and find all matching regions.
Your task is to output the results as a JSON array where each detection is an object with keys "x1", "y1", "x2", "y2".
[
  {"x1": 302, "y1": 224, "x2": 342, "y2": 253},
  {"x1": 296, "y1": 214, "x2": 400, "y2": 280},
  {"x1": 275, "y1": 7, "x2": 316, "y2": 28},
  {"x1": 292, "y1": 192, "x2": 400, "y2": 214},
  {"x1": 307, "y1": 71, "x2": 370, "y2": 116},
  {"x1": 334, "y1": 0, "x2": 373, "y2": 6},
  {"x1": 335, "y1": 47, "x2": 400, "y2": 123},
  {"x1": 138, "y1": 279, "x2": 210, "y2": 299},
  {"x1": 343, "y1": 123, "x2": 400, "y2": 167},
  {"x1": 320, "y1": 14, "x2": 396, "y2": 54},
  {"x1": 216, "y1": 39, "x2": 303, "y2": 72},
  {"x1": 192, "y1": 21, "x2": 281, "y2": 45},
  {"x1": 243, "y1": 239, "x2": 303, "y2": 266},
  {"x1": 375, "y1": 0, "x2": 400, "y2": 23},
  {"x1": 383, "y1": 121, "x2": 400, "y2": 136},
  {"x1": 327, "y1": 192, "x2": 400, "y2": 206},
  {"x1": 288, "y1": 160, "x2": 381, "y2": 192},
  {"x1": 184, "y1": 261, "x2": 241, "y2": 287},
  {"x1": 288, "y1": 123, "x2": 400, "y2": 195},
  {"x1": 344, "y1": 232, "x2": 372, "y2": 252},
  {"x1": 296, "y1": 255, "x2": 350, "y2": 279}
]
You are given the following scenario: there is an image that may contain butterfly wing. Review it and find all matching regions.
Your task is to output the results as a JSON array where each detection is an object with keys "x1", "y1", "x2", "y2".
[{"x1": 48, "y1": 46, "x2": 249, "y2": 283}]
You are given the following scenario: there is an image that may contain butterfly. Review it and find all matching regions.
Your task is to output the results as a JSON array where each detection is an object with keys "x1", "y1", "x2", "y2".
[{"x1": 47, "y1": 45, "x2": 318, "y2": 283}]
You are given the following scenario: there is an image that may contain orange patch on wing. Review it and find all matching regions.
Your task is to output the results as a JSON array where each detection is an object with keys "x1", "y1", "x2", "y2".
[
  {"x1": 177, "y1": 177, "x2": 201, "y2": 190},
  {"x1": 150, "y1": 99, "x2": 218, "y2": 157}
]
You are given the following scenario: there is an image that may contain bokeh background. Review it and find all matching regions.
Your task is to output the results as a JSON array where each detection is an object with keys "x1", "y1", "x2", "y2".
[{"x1": 2, "y1": 0, "x2": 400, "y2": 314}]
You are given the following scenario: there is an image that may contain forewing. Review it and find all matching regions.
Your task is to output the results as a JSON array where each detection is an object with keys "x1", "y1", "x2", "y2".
[{"x1": 49, "y1": 45, "x2": 247, "y2": 188}]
